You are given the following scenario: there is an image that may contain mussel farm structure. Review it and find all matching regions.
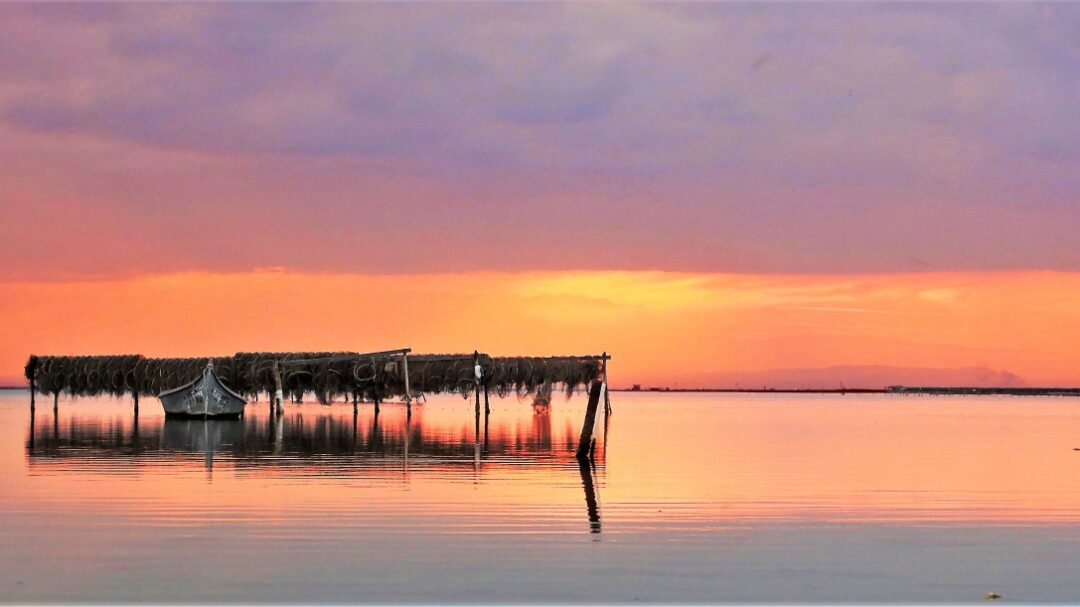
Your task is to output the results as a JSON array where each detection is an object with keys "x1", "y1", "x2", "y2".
[{"x1": 24, "y1": 350, "x2": 612, "y2": 458}]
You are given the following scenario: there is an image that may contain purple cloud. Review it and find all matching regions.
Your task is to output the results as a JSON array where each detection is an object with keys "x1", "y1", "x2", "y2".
[{"x1": 0, "y1": 3, "x2": 1078, "y2": 280}]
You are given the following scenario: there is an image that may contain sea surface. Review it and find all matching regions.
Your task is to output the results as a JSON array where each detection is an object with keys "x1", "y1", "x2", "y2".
[{"x1": 2, "y1": 389, "x2": 1080, "y2": 604}]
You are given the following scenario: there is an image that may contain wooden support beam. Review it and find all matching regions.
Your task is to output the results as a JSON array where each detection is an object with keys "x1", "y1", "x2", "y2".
[
  {"x1": 272, "y1": 360, "x2": 284, "y2": 415},
  {"x1": 602, "y1": 351, "x2": 611, "y2": 415},
  {"x1": 28, "y1": 355, "x2": 37, "y2": 414},
  {"x1": 473, "y1": 350, "x2": 481, "y2": 416},
  {"x1": 576, "y1": 380, "x2": 604, "y2": 459}
]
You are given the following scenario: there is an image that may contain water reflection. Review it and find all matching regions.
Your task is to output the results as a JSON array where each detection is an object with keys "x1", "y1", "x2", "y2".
[{"x1": 25, "y1": 403, "x2": 605, "y2": 532}]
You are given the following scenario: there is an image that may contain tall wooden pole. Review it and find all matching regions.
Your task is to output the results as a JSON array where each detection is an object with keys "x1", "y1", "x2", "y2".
[
  {"x1": 483, "y1": 401, "x2": 490, "y2": 453},
  {"x1": 272, "y1": 360, "x2": 284, "y2": 415},
  {"x1": 576, "y1": 380, "x2": 604, "y2": 459},
  {"x1": 28, "y1": 355, "x2": 37, "y2": 414},
  {"x1": 402, "y1": 354, "x2": 412, "y2": 416},
  {"x1": 473, "y1": 351, "x2": 481, "y2": 417},
  {"x1": 602, "y1": 352, "x2": 611, "y2": 415}
]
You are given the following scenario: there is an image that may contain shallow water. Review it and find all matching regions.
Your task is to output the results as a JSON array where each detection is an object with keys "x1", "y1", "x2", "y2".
[{"x1": 2, "y1": 390, "x2": 1080, "y2": 603}]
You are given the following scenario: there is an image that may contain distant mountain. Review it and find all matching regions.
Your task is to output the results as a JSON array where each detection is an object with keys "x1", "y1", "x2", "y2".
[{"x1": 668, "y1": 365, "x2": 1028, "y2": 391}]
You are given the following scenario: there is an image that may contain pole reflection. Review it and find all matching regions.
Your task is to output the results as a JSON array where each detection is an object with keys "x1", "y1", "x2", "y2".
[{"x1": 578, "y1": 455, "x2": 601, "y2": 534}]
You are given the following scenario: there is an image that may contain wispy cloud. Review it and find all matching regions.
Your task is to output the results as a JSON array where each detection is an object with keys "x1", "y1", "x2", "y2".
[{"x1": 0, "y1": 4, "x2": 1078, "y2": 279}]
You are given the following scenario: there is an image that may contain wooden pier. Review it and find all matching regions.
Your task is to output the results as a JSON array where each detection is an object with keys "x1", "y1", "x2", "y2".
[{"x1": 25, "y1": 350, "x2": 612, "y2": 459}]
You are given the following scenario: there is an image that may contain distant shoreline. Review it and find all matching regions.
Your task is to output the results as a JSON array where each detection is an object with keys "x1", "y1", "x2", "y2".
[
  {"x1": 612, "y1": 387, "x2": 887, "y2": 394},
  {"x1": 4, "y1": 385, "x2": 1079, "y2": 397},
  {"x1": 615, "y1": 386, "x2": 1080, "y2": 396}
]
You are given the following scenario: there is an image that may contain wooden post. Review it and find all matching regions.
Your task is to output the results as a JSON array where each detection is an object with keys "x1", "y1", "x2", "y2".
[
  {"x1": 402, "y1": 353, "x2": 411, "y2": 406},
  {"x1": 576, "y1": 380, "x2": 603, "y2": 459},
  {"x1": 602, "y1": 352, "x2": 611, "y2": 415},
  {"x1": 483, "y1": 402, "x2": 490, "y2": 453},
  {"x1": 28, "y1": 355, "x2": 37, "y2": 414},
  {"x1": 602, "y1": 404, "x2": 610, "y2": 457},
  {"x1": 272, "y1": 360, "x2": 284, "y2": 415},
  {"x1": 473, "y1": 351, "x2": 481, "y2": 416}
]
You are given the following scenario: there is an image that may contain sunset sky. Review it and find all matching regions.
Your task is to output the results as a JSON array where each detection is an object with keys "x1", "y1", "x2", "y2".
[{"x1": 2, "y1": 3, "x2": 1078, "y2": 387}]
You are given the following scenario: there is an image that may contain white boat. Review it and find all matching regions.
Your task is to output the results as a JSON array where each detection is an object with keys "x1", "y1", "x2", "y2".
[{"x1": 158, "y1": 363, "x2": 246, "y2": 418}]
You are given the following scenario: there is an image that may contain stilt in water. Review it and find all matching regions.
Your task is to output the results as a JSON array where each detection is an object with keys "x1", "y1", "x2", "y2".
[
  {"x1": 473, "y1": 350, "x2": 482, "y2": 417},
  {"x1": 576, "y1": 380, "x2": 603, "y2": 460},
  {"x1": 272, "y1": 360, "x2": 284, "y2": 415},
  {"x1": 602, "y1": 406, "x2": 611, "y2": 462},
  {"x1": 602, "y1": 352, "x2": 611, "y2": 415},
  {"x1": 402, "y1": 353, "x2": 412, "y2": 417},
  {"x1": 352, "y1": 404, "x2": 358, "y2": 449},
  {"x1": 27, "y1": 356, "x2": 38, "y2": 415},
  {"x1": 483, "y1": 400, "x2": 490, "y2": 453}
]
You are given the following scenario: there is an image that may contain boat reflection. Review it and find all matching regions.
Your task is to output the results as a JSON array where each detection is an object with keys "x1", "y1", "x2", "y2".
[{"x1": 25, "y1": 404, "x2": 607, "y2": 532}]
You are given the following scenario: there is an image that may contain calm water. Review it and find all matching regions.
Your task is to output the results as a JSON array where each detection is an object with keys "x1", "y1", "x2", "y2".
[{"x1": 3, "y1": 390, "x2": 1080, "y2": 603}]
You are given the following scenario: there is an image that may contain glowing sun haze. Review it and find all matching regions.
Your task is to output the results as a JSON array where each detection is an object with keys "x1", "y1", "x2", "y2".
[{"x1": 1, "y1": 4, "x2": 1078, "y2": 387}]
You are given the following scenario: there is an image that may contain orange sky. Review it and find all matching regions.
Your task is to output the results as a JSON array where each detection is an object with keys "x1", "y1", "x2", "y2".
[{"x1": 2, "y1": 269, "x2": 1078, "y2": 388}]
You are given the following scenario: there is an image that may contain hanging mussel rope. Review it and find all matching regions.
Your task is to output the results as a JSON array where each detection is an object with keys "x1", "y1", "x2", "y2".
[{"x1": 24, "y1": 352, "x2": 605, "y2": 403}]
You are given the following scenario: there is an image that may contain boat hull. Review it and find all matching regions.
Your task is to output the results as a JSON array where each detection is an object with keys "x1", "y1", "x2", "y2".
[{"x1": 158, "y1": 366, "x2": 246, "y2": 418}]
